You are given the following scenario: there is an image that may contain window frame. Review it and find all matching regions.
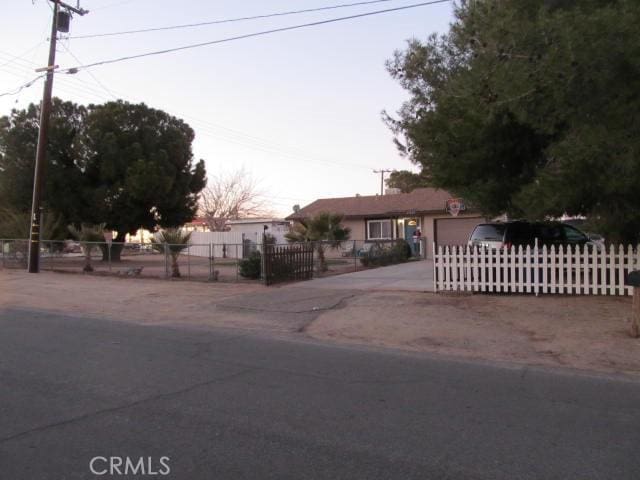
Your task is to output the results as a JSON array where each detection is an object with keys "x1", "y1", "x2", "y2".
[{"x1": 367, "y1": 219, "x2": 393, "y2": 240}]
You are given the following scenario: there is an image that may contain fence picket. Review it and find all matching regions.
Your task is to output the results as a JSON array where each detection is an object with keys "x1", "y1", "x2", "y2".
[
  {"x1": 509, "y1": 245, "x2": 516, "y2": 294},
  {"x1": 616, "y1": 244, "x2": 624, "y2": 296},
  {"x1": 599, "y1": 245, "x2": 605, "y2": 295},
  {"x1": 607, "y1": 244, "x2": 615, "y2": 296},
  {"x1": 437, "y1": 245, "x2": 444, "y2": 291},
  {"x1": 532, "y1": 246, "x2": 539, "y2": 295},
  {"x1": 516, "y1": 245, "x2": 523, "y2": 293},
  {"x1": 500, "y1": 245, "x2": 507, "y2": 293},
  {"x1": 587, "y1": 243, "x2": 593, "y2": 295},
  {"x1": 542, "y1": 245, "x2": 548, "y2": 294},
  {"x1": 627, "y1": 245, "x2": 634, "y2": 296},
  {"x1": 429, "y1": 242, "x2": 638, "y2": 296},
  {"x1": 557, "y1": 245, "x2": 562, "y2": 294}
]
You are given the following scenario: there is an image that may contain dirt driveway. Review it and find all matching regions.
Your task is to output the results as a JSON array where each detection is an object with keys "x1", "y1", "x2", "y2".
[
  {"x1": 295, "y1": 259, "x2": 434, "y2": 291},
  {"x1": 1, "y1": 270, "x2": 638, "y2": 376}
]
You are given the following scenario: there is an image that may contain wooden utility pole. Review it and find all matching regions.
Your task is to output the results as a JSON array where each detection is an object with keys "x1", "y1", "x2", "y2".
[
  {"x1": 28, "y1": 0, "x2": 88, "y2": 273},
  {"x1": 373, "y1": 169, "x2": 393, "y2": 195}
]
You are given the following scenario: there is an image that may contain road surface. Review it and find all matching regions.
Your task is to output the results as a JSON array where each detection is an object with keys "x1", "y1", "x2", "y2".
[{"x1": 1, "y1": 308, "x2": 639, "y2": 479}]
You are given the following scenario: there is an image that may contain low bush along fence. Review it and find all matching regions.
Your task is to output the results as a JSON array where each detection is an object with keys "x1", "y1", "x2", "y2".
[
  {"x1": 358, "y1": 239, "x2": 414, "y2": 267},
  {"x1": 433, "y1": 244, "x2": 640, "y2": 296}
]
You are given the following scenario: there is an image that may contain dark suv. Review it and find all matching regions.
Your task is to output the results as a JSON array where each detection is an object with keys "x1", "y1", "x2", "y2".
[{"x1": 468, "y1": 221, "x2": 594, "y2": 250}]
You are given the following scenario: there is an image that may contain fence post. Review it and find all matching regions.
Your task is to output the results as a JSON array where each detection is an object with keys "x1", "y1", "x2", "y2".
[
  {"x1": 261, "y1": 238, "x2": 267, "y2": 285},
  {"x1": 236, "y1": 244, "x2": 239, "y2": 282},
  {"x1": 187, "y1": 243, "x2": 191, "y2": 279},
  {"x1": 1, "y1": 239, "x2": 4, "y2": 268},
  {"x1": 208, "y1": 243, "x2": 213, "y2": 281},
  {"x1": 354, "y1": 240, "x2": 357, "y2": 272},
  {"x1": 108, "y1": 241, "x2": 112, "y2": 273},
  {"x1": 164, "y1": 243, "x2": 169, "y2": 278}
]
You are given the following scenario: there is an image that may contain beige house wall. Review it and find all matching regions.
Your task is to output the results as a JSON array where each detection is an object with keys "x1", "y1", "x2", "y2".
[
  {"x1": 339, "y1": 213, "x2": 484, "y2": 258},
  {"x1": 343, "y1": 219, "x2": 366, "y2": 241}
]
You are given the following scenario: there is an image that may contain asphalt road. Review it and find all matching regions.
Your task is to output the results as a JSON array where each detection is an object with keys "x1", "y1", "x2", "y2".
[{"x1": 1, "y1": 308, "x2": 639, "y2": 480}]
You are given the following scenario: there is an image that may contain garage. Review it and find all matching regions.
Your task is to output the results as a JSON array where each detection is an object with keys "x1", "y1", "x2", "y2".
[{"x1": 434, "y1": 217, "x2": 484, "y2": 246}]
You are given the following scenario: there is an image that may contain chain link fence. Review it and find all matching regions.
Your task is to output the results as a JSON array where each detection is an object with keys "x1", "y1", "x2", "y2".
[{"x1": 0, "y1": 238, "x2": 428, "y2": 283}]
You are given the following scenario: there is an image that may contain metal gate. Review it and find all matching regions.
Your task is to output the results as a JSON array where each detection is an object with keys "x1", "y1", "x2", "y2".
[{"x1": 263, "y1": 243, "x2": 314, "y2": 286}]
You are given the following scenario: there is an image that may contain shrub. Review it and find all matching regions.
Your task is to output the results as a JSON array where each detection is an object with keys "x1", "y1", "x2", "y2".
[
  {"x1": 239, "y1": 251, "x2": 262, "y2": 279},
  {"x1": 359, "y1": 240, "x2": 411, "y2": 267}
]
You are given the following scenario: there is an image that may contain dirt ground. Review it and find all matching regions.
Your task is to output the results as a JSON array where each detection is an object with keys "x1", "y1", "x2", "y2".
[
  {"x1": 1, "y1": 269, "x2": 638, "y2": 376},
  {"x1": 309, "y1": 291, "x2": 640, "y2": 375}
]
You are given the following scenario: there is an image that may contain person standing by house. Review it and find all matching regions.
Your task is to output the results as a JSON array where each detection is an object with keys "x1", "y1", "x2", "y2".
[{"x1": 412, "y1": 228, "x2": 422, "y2": 256}]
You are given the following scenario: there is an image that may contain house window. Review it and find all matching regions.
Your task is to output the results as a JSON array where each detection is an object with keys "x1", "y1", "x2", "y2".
[{"x1": 367, "y1": 219, "x2": 392, "y2": 240}]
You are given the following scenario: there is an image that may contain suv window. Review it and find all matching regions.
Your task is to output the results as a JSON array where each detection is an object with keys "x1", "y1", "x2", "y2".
[
  {"x1": 470, "y1": 224, "x2": 505, "y2": 242},
  {"x1": 538, "y1": 224, "x2": 563, "y2": 245},
  {"x1": 563, "y1": 225, "x2": 588, "y2": 243},
  {"x1": 506, "y1": 222, "x2": 534, "y2": 245}
]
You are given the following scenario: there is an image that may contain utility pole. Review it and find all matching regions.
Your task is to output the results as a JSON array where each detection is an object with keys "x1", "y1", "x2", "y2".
[
  {"x1": 28, "y1": 0, "x2": 88, "y2": 273},
  {"x1": 373, "y1": 169, "x2": 393, "y2": 196}
]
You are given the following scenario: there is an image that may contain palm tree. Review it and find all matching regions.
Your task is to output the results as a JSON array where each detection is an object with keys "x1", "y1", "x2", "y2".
[
  {"x1": 285, "y1": 212, "x2": 351, "y2": 273},
  {"x1": 152, "y1": 228, "x2": 192, "y2": 278},
  {"x1": 68, "y1": 223, "x2": 106, "y2": 272}
]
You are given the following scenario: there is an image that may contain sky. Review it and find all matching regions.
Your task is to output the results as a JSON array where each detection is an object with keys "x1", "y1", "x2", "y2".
[{"x1": 1, "y1": 0, "x2": 455, "y2": 217}]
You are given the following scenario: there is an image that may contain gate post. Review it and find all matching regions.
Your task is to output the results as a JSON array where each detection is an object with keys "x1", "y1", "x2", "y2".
[{"x1": 625, "y1": 271, "x2": 640, "y2": 337}]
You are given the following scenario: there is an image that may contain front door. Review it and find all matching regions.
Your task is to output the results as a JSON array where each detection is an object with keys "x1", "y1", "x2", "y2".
[{"x1": 404, "y1": 219, "x2": 419, "y2": 255}]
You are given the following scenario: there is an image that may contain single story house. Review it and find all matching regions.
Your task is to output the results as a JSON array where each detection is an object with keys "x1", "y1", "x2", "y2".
[
  {"x1": 182, "y1": 216, "x2": 211, "y2": 232},
  {"x1": 286, "y1": 188, "x2": 486, "y2": 257}
]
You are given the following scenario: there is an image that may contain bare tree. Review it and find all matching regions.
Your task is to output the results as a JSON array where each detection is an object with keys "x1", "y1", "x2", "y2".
[{"x1": 200, "y1": 168, "x2": 274, "y2": 231}]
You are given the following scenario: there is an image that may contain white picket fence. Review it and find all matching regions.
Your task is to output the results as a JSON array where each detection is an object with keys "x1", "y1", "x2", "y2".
[{"x1": 433, "y1": 244, "x2": 640, "y2": 296}]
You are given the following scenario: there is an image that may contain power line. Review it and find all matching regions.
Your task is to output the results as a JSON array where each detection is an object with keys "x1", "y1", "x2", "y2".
[
  {"x1": 0, "y1": 75, "x2": 45, "y2": 98},
  {"x1": 0, "y1": 54, "x2": 377, "y2": 172},
  {"x1": 71, "y1": 0, "x2": 400, "y2": 39},
  {"x1": 59, "y1": 0, "x2": 452, "y2": 73},
  {"x1": 0, "y1": 41, "x2": 46, "y2": 69},
  {"x1": 0, "y1": 56, "x2": 110, "y2": 102},
  {"x1": 57, "y1": 41, "x2": 118, "y2": 100},
  {"x1": 0, "y1": 62, "x2": 114, "y2": 103},
  {"x1": 1, "y1": 52, "x2": 377, "y2": 170}
]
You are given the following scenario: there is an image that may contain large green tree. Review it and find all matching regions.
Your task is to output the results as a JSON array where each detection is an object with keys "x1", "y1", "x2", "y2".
[
  {"x1": 0, "y1": 99, "x2": 207, "y2": 258},
  {"x1": 0, "y1": 99, "x2": 88, "y2": 228},
  {"x1": 385, "y1": 170, "x2": 431, "y2": 193},
  {"x1": 386, "y1": 0, "x2": 640, "y2": 243},
  {"x1": 82, "y1": 101, "x2": 206, "y2": 248}
]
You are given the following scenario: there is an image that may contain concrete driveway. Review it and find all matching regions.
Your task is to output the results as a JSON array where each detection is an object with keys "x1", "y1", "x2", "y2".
[{"x1": 295, "y1": 260, "x2": 434, "y2": 292}]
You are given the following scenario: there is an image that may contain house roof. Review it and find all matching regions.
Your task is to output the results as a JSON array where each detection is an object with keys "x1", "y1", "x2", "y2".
[
  {"x1": 227, "y1": 218, "x2": 288, "y2": 225},
  {"x1": 286, "y1": 188, "x2": 463, "y2": 220},
  {"x1": 185, "y1": 216, "x2": 208, "y2": 226}
]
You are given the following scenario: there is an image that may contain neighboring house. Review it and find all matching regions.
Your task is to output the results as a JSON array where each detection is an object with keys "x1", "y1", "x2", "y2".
[
  {"x1": 286, "y1": 188, "x2": 486, "y2": 256},
  {"x1": 226, "y1": 218, "x2": 290, "y2": 244},
  {"x1": 182, "y1": 216, "x2": 211, "y2": 232}
]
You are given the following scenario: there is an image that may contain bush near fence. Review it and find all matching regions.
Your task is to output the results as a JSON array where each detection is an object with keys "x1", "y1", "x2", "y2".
[
  {"x1": 433, "y1": 244, "x2": 640, "y2": 296},
  {"x1": 239, "y1": 251, "x2": 262, "y2": 279},
  {"x1": 360, "y1": 240, "x2": 413, "y2": 267}
]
